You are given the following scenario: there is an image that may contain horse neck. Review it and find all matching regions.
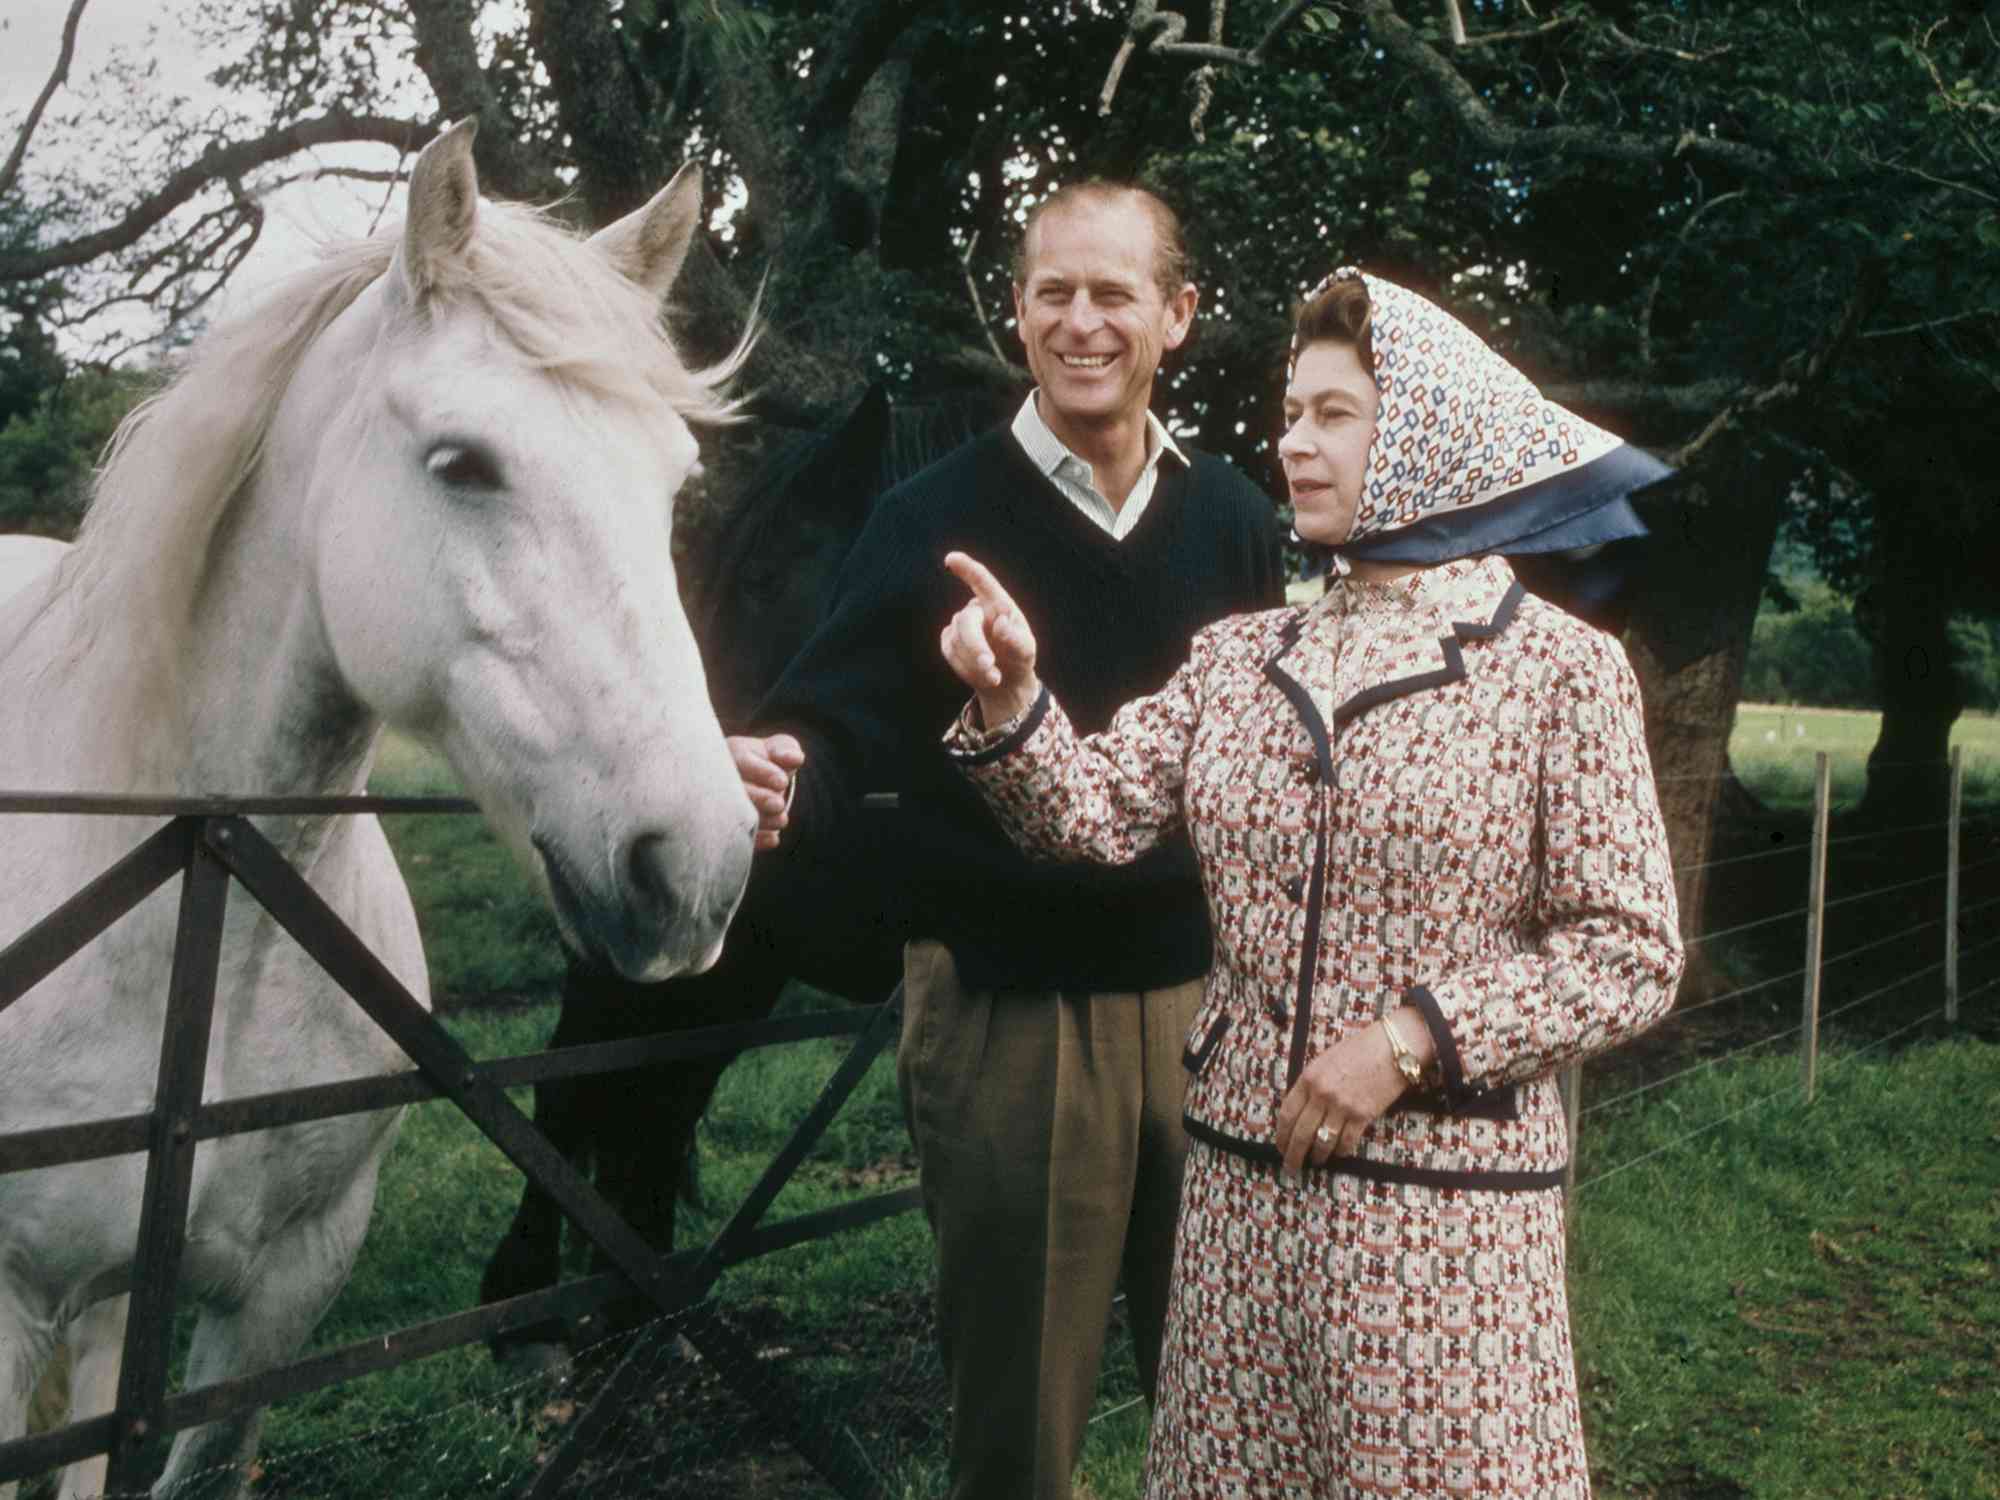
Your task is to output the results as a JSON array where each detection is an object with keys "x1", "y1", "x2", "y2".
[
  {"x1": 176, "y1": 469, "x2": 379, "y2": 808},
  {"x1": 19, "y1": 467, "x2": 381, "y2": 853}
]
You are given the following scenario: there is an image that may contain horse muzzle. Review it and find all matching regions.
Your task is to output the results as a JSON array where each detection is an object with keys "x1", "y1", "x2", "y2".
[{"x1": 533, "y1": 820, "x2": 752, "y2": 982}]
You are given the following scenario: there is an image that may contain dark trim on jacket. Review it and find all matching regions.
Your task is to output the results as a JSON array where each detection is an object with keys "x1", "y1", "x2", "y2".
[
  {"x1": 1258, "y1": 578, "x2": 1528, "y2": 1090},
  {"x1": 1182, "y1": 1114, "x2": 1566, "y2": 1193}
]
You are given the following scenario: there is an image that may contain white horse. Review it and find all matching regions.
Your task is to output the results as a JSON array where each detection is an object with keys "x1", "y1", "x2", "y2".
[{"x1": 0, "y1": 122, "x2": 756, "y2": 1499}]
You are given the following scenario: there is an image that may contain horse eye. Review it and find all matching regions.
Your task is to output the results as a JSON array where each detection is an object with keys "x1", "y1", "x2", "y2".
[{"x1": 426, "y1": 443, "x2": 503, "y2": 491}]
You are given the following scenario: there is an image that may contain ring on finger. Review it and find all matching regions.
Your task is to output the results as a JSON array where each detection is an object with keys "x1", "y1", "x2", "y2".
[{"x1": 1314, "y1": 1124, "x2": 1334, "y2": 1146}]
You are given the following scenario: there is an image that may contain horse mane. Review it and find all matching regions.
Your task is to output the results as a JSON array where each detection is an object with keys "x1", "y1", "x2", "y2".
[{"x1": 61, "y1": 200, "x2": 747, "y2": 762}]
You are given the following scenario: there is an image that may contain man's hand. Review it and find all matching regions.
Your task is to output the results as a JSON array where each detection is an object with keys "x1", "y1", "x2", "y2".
[
  {"x1": 730, "y1": 733, "x2": 805, "y2": 851},
  {"x1": 1272, "y1": 1021, "x2": 1414, "y2": 1175},
  {"x1": 941, "y1": 551, "x2": 1041, "y2": 729}
]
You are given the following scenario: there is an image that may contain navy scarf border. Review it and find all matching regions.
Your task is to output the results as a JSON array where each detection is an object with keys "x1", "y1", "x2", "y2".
[{"x1": 1297, "y1": 442, "x2": 1672, "y2": 578}]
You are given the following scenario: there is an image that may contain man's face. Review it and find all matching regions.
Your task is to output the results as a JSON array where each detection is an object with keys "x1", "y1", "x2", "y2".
[{"x1": 1012, "y1": 196, "x2": 1197, "y2": 436}]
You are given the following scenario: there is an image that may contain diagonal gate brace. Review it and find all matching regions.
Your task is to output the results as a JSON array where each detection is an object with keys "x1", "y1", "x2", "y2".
[
  {"x1": 202, "y1": 815, "x2": 895, "y2": 1499},
  {"x1": 520, "y1": 992, "x2": 905, "y2": 1500}
]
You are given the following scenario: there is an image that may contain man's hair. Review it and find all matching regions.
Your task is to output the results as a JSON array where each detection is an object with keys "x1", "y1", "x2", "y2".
[
  {"x1": 1293, "y1": 274, "x2": 1374, "y2": 371},
  {"x1": 1011, "y1": 181, "x2": 1191, "y2": 296}
]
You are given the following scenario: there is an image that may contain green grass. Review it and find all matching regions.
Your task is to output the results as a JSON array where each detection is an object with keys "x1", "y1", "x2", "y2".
[
  {"x1": 1730, "y1": 702, "x2": 2000, "y2": 811},
  {"x1": 1570, "y1": 1035, "x2": 2000, "y2": 1499},
  {"x1": 368, "y1": 733, "x2": 567, "y2": 1005}
]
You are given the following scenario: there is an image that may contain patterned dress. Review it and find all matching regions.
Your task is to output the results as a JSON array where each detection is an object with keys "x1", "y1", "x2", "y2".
[{"x1": 947, "y1": 555, "x2": 1683, "y2": 1499}]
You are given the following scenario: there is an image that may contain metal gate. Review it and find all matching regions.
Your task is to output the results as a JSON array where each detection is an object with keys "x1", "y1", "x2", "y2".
[{"x1": 0, "y1": 795, "x2": 915, "y2": 1498}]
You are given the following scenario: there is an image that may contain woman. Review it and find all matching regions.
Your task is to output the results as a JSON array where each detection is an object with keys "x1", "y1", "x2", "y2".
[{"x1": 937, "y1": 267, "x2": 1684, "y2": 1499}]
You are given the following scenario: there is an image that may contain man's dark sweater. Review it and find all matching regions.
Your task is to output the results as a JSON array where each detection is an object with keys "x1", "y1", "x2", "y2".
[{"x1": 756, "y1": 426, "x2": 1282, "y2": 993}]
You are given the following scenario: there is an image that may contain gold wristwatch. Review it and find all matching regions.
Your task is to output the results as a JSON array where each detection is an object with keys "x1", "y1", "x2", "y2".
[{"x1": 1383, "y1": 1014, "x2": 1425, "y2": 1087}]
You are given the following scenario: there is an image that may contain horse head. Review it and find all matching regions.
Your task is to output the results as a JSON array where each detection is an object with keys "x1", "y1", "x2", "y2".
[{"x1": 290, "y1": 122, "x2": 755, "y2": 980}]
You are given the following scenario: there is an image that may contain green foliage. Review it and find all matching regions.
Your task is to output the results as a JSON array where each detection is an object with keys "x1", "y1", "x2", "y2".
[
  {"x1": 0, "y1": 366, "x2": 152, "y2": 538},
  {"x1": 1741, "y1": 579, "x2": 1878, "y2": 710},
  {"x1": 1741, "y1": 578, "x2": 2000, "y2": 714}
]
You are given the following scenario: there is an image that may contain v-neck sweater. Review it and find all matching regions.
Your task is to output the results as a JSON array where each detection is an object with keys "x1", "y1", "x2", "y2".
[{"x1": 756, "y1": 426, "x2": 1282, "y2": 992}]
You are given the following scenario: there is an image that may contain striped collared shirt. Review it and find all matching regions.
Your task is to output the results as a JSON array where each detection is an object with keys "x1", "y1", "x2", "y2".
[{"x1": 1010, "y1": 392, "x2": 1188, "y2": 541}]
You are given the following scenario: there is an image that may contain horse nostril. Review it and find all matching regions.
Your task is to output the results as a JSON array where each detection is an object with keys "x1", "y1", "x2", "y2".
[{"x1": 624, "y1": 831, "x2": 676, "y2": 914}]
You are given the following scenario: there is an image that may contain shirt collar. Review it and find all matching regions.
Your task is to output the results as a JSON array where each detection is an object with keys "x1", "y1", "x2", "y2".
[{"x1": 1011, "y1": 392, "x2": 1188, "y2": 484}]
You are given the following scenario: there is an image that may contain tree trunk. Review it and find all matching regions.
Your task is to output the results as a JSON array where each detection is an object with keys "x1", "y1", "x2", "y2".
[
  {"x1": 1858, "y1": 502, "x2": 1964, "y2": 823},
  {"x1": 1621, "y1": 435, "x2": 1790, "y2": 971}
]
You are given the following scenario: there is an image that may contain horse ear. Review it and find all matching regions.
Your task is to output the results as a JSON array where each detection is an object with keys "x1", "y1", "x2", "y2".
[
  {"x1": 589, "y1": 162, "x2": 703, "y2": 299},
  {"x1": 398, "y1": 119, "x2": 481, "y2": 299}
]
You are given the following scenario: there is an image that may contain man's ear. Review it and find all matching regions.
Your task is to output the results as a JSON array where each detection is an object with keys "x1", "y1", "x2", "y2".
[{"x1": 1162, "y1": 282, "x2": 1199, "y2": 351}]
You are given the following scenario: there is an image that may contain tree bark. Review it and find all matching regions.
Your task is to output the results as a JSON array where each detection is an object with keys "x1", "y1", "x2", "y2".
[
  {"x1": 1858, "y1": 498, "x2": 1965, "y2": 822},
  {"x1": 1621, "y1": 435, "x2": 1790, "y2": 974}
]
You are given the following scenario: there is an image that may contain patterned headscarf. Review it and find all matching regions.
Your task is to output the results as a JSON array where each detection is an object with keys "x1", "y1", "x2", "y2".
[{"x1": 1294, "y1": 267, "x2": 1670, "y2": 593}]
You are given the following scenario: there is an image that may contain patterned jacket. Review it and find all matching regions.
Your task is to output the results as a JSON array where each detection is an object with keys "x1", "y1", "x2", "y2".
[{"x1": 948, "y1": 556, "x2": 1683, "y2": 1192}]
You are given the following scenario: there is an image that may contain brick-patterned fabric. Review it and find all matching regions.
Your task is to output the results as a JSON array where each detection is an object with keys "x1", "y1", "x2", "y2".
[
  {"x1": 946, "y1": 554, "x2": 1683, "y2": 1496},
  {"x1": 1150, "y1": 1143, "x2": 1587, "y2": 1499}
]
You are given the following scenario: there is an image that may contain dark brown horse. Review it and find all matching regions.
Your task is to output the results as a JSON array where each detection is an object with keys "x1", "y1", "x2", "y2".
[{"x1": 476, "y1": 385, "x2": 1011, "y2": 1356}]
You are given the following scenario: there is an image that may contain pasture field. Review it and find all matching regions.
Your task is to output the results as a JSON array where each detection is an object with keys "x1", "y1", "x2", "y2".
[
  {"x1": 169, "y1": 722, "x2": 1986, "y2": 1496},
  {"x1": 1728, "y1": 703, "x2": 2000, "y2": 811}
]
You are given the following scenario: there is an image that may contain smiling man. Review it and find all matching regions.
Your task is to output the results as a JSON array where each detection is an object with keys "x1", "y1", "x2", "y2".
[{"x1": 730, "y1": 181, "x2": 1281, "y2": 1500}]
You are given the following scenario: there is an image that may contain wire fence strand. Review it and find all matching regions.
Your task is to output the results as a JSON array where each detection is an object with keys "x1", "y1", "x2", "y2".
[
  {"x1": 1830, "y1": 1004, "x2": 1950, "y2": 1069},
  {"x1": 1820, "y1": 870, "x2": 1946, "y2": 911},
  {"x1": 1823, "y1": 819, "x2": 1953, "y2": 848},
  {"x1": 1818, "y1": 960, "x2": 1945, "y2": 1028},
  {"x1": 1575, "y1": 1079, "x2": 1799, "y2": 1194},
  {"x1": 1664, "y1": 965, "x2": 1808, "y2": 1022},
  {"x1": 1674, "y1": 843, "x2": 1808, "y2": 876},
  {"x1": 1952, "y1": 936, "x2": 2000, "y2": 968},
  {"x1": 1684, "y1": 906, "x2": 1807, "y2": 948},
  {"x1": 1820, "y1": 916, "x2": 1943, "y2": 972},
  {"x1": 1582, "y1": 1022, "x2": 1804, "y2": 1118}
]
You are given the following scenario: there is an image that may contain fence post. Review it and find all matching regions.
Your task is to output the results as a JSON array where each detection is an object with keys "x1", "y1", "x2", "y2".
[
  {"x1": 1558, "y1": 1063, "x2": 1581, "y2": 1195},
  {"x1": 1800, "y1": 751, "x2": 1831, "y2": 1103},
  {"x1": 1945, "y1": 744, "x2": 1963, "y2": 1025}
]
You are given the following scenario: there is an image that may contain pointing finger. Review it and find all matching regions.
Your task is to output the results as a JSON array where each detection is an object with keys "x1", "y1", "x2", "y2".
[{"x1": 944, "y1": 551, "x2": 1018, "y2": 616}]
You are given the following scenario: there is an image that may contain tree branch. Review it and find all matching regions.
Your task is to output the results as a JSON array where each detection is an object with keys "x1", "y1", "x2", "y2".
[
  {"x1": 0, "y1": 114, "x2": 432, "y2": 283},
  {"x1": 1, "y1": 0, "x2": 92, "y2": 200},
  {"x1": 959, "y1": 230, "x2": 1006, "y2": 366},
  {"x1": 1453, "y1": 13, "x2": 1581, "y2": 49},
  {"x1": 1601, "y1": 21, "x2": 1732, "y2": 64},
  {"x1": 406, "y1": 0, "x2": 554, "y2": 200},
  {"x1": 1357, "y1": 0, "x2": 1784, "y2": 179},
  {"x1": 1860, "y1": 306, "x2": 2000, "y2": 340},
  {"x1": 1639, "y1": 188, "x2": 1747, "y2": 367},
  {"x1": 805, "y1": 0, "x2": 923, "y2": 137},
  {"x1": 1669, "y1": 260, "x2": 1885, "y2": 468},
  {"x1": 528, "y1": 0, "x2": 664, "y2": 221}
]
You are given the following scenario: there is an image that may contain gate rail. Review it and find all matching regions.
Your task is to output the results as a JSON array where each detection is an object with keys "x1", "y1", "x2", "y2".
[{"x1": 0, "y1": 795, "x2": 912, "y2": 1498}]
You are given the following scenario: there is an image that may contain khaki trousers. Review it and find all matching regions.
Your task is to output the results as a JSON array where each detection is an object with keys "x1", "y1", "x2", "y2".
[{"x1": 898, "y1": 938, "x2": 1204, "y2": 1500}]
